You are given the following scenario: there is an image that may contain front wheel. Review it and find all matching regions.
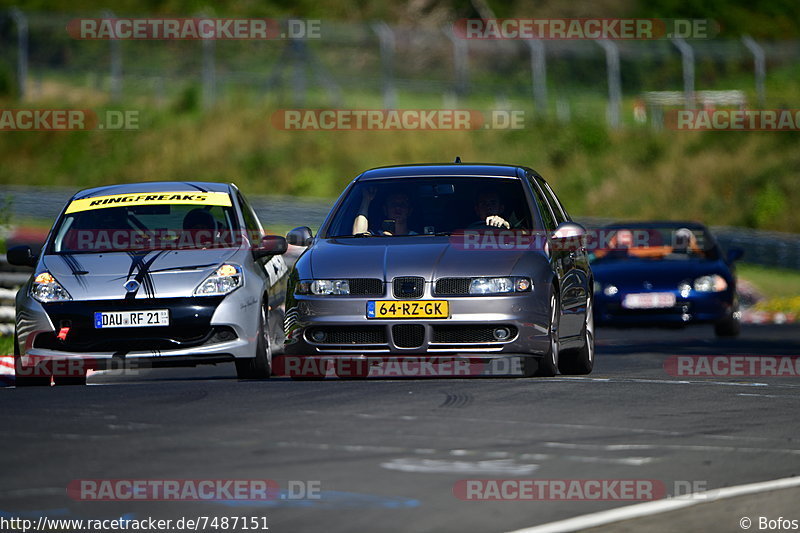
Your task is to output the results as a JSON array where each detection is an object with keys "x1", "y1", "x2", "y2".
[
  {"x1": 558, "y1": 292, "x2": 594, "y2": 375},
  {"x1": 714, "y1": 309, "x2": 741, "y2": 337},
  {"x1": 235, "y1": 305, "x2": 272, "y2": 380},
  {"x1": 522, "y1": 291, "x2": 559, "y2": 378}
]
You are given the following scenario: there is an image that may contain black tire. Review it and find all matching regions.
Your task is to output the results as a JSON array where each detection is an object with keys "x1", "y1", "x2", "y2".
[
  {"x1": 522, "y1": 290, "x2": 560, "y2": 378},
  {"x1": 235, "y1": 305, "x2": 271, "y2": 380},
  {"x1": 715, "y1": 310, "x2": 741, "y2": 337},
  {"x1": 14, "y1": 334, "x2": 51, "y2": 387},
  {"x1": 558, "y1": 292, "x2": 594, "y2": 375}
]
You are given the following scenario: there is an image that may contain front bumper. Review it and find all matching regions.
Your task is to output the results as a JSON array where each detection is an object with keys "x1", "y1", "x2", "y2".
[
  {"x1": 594, "y1": 289, "x2": 733, "y2": 327},
  {"x1": 16, "y1": 293, "x2": 260, "y2": 366},
  {"x1": 284, "y1": 292, "x2": 551, "y2": 357}
]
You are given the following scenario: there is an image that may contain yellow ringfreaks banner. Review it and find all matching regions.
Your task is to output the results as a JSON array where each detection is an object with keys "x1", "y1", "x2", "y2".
[{"x1": 65, "y1": 191, "x2": 232, "y2": 213}]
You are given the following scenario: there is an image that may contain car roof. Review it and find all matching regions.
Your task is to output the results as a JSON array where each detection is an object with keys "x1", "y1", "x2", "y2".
[
  {"x1": 71, "y1": 181, "x2": 234, "y2": 200},
  {"x1": 356, "y1": 163, "x2": 525, "y2": 180}
]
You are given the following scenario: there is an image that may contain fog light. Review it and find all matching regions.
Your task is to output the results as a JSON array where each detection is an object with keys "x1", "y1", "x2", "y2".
[
  {"x1": 310, "y1": 330, "x2": 327, "y2": 343},
  {"x1": 493, "y1": 327, "x2": 511, "y2": 341}
]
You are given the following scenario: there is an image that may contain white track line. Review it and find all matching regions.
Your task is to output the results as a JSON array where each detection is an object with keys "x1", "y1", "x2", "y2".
[{"x1": 506, "y1": 475, "x2": 800, "y2": 533}]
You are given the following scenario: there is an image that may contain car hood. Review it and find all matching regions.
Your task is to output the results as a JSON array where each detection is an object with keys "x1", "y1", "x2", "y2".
[
  {"x1": 42, "y1": 248, "x2": 239, "y2": 300},
  {"x1": 591, "y1": 258, "x2": 727, "y2": 289},
  {"x1": 307, "y1": 237, "x2": 532, "y2": 280}
]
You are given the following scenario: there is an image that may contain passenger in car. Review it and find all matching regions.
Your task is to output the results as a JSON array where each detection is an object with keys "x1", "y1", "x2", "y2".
[{"x1": 352, "y1": 187, "x2": 417, "y2": 235}]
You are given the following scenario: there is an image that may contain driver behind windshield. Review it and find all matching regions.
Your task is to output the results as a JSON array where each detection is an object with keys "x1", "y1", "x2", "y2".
[
  {"x1": 468, "y1": 189, "x2": 511, "y2": 229},
  {"x1": 352, "y1": 187, "x2": 417, "y2": 235}
]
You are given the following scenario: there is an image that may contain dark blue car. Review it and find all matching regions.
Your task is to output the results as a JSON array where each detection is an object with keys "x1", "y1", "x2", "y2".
[{"x1": 590, "y1": 221, "x2": 743, "y2": 337}]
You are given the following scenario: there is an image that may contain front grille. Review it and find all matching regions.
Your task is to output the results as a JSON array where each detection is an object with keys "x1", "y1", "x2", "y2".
[
  {"x1": 432, "y1": 325, "x2": 518, "y2": 343},
  {"x1": 393, "y1": 277, "x2": 424, "y2": 299},
  {"x1": 306, "y1": 326, "x2": 387, "y2": 345},
  {"x1": 348, "y1": 278, "x2": 384, "y2": 296},
  {"x1": 434, "y1": 278, "x2": 471, "y2": 295},
  {"x1": 392, "y1": 324, "x2": 425, "y2": 348}
]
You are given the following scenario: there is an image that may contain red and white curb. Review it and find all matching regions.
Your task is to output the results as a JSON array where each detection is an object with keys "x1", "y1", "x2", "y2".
[
  {"x1": 0, "y1": 355, "x2": 14, "y2": 385},
  {"x1": 740, "y1": 309, "x2": 798, "y2": 325}
]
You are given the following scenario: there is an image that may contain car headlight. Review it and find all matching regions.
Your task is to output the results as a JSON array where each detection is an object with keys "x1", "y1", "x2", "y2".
[
  {"x1": 469, "y1": 277, "x2": 531, "y2": 295},
  {"x1": 678, "y1": 282, "x2": 692, "y2": 298},
  {"x1": 194, "y1": 264, "x2": 242, "y2": 296},
  {"x1": 296, "y1": 279, "x2": 351, "y2": 295},
  {"x1": 603, "y1": 284, "x2": 618, "y2": 297},
  {"x1": 31, "y1": 272, "x2": 72, "y2": 303},
  {"x1": 693, "y1": 274, "x2": 728, "y2": 292}
]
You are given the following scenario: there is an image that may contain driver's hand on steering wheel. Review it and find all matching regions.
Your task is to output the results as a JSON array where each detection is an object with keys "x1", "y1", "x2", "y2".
[{"x1": 485, "y1": 215, "x2": 510, "y2": 229}]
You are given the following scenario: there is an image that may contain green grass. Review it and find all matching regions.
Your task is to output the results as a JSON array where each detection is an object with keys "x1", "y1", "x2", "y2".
[
  {"x1": 737, "y1": 263, "x2": 800, "y2": 300},
  {"x1": 0, "y1": 335, "x2": 13, "y2": 353},
  {"x1": 738, "y1": 262, "x2": 800, "y2": 315}
]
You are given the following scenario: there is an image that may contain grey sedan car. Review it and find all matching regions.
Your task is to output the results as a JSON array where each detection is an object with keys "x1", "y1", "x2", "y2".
[
  {"x1": 7, "y1": 182, "x2": 289, "y2": 385},
  {"x1": 281, "y1": 163, "x2": 594, "y2": 378}
]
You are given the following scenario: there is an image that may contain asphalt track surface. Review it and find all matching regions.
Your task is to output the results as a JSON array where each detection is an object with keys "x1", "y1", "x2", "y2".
[{"x1": 2, "y1": 324, "x2": 800, "y2": 533}]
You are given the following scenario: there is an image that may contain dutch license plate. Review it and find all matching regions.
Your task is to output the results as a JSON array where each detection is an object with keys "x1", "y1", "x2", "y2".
[
  {"x1": 622, "y1": 293, "x2": 676, "y2": 309},
  {"x1": 367, "y1": 300, "x2": 449, "y2": 319},
  {"x1": 94, "y1": 309, "x2": 170, "y2": 328}
]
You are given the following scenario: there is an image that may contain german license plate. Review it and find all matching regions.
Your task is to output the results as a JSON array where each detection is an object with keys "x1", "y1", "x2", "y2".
[
  {"x1": 94, "y1": 309, "x2": 170, "y2": 328},
  {"x1": 367, "y1": 301, "x2": 449, "y2": 319},
  {"x1": 622, "y1": 293, "x2": 676, "y2": 309}
]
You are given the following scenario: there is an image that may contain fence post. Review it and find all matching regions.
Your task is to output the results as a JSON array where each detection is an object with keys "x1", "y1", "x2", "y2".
[
  {"x1": 526, "y1": 39, "x2": 547, "y2": 117},
  {"x1": 444, "y1": 25, "x2": 468, "y2": 99},
  {"x1": 9, "y1": 8, "x2": 28, "y2": 100},
  {"x1": 596, "y1": 39, "x2": 621, "y2": 129},
  {"x1": 200, "y1": 15, "x2": 216, "y2": 109},
  {"x1": 372, "y1": 22, "x2": 396, "y2": 110},
  {"x1": 671, "y1": 37, "x2": 695, "y2": 109},
  {"x1": 742, "y1": 35, "x2": 766, "y2": 107},
  {"x1": 104, "y1": 10, "x2": 122, "y2": 102}
]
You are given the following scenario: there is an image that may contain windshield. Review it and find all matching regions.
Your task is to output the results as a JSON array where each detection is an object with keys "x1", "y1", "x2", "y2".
[
  {"x1": 325, "y1": 177, "x2": 537, "y2": 238},
  {"x1": 589, "y1": 226, "x2": 719, "y2": 262},
  {"x1": 49, "y1": 193, "x2": 241, "y2": 254}
]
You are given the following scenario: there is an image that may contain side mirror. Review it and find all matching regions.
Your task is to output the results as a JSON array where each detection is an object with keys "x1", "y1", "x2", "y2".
[
  {"x1": 7, "y1": 245, "x2": 37, "y2": 267},
  {"x1": 550, "y1": 222, "x2": 587, "y2": 252},
  {"x1": 253, "y1": 236, "x2": 288, "y2": 260},
  {"x1": 727, "y1": 247, "x2": 744, "y2": 263},
  {"x1": 286, "y1": 226, "x2": 314, "y2": 247}
]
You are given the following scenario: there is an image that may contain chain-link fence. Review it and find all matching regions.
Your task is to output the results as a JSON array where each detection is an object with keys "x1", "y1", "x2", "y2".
[{"x1": 2, "y1": 10, "x2": 800, "y2": 127}]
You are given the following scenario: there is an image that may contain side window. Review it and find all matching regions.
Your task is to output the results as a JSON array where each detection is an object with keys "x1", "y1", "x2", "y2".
[
  {"x1": 541, "y1": 180, "x2": 570, "y2": 223},
  {"x1": 237, "y1": 192, "x2": 263, "y2": 243},
  {"x1": 528, "y1": 178, "x2": 557, "y2": 232}
]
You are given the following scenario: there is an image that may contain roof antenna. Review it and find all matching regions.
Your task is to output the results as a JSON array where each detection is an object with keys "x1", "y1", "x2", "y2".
[{"x1": 454, "y1": 156, "x2": 462, "y2": 164}]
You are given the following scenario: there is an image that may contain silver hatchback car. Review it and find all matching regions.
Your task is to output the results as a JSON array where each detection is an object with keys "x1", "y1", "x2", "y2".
[
  {"x1": 282, "y1": 163, "x2": 594, "y2": 378},
  {"x1": 8, "y1": 182, "x2": 289, "y2": 385}
]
